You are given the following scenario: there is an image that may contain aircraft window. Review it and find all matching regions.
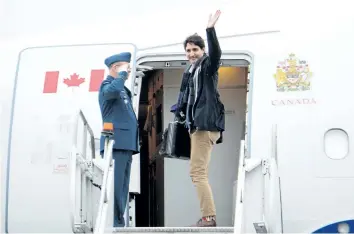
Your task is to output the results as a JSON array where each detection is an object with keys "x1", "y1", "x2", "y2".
[{"x1": 324, "y1": 128, "x2": 349, "y2": 160}]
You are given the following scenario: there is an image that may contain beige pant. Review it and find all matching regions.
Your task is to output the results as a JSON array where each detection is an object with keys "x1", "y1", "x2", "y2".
[{"x1": 190, "y1": 130, "x2": 220, "y2": 217}]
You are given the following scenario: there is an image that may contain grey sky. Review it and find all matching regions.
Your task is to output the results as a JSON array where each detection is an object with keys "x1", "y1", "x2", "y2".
[
  {"x1": 0, "y1": 0, "x2": 343, "y2": 48},
  {"x1": 0, "y1": 0, "x2": 230, "y2": 41}
]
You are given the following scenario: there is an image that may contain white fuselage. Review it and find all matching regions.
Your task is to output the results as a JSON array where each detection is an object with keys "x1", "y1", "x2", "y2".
[{"x1": 1, "y1": 0, "x2": 354, "y2": 233}]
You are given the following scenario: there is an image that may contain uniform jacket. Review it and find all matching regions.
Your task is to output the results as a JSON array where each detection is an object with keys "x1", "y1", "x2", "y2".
[{"x1": 98, "y1": 72, "x2": 139, "y2": 154}]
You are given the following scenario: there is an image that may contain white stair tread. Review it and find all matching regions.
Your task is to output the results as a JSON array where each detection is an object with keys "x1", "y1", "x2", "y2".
[{"x1": 109, "y1": 227, "x2": 233, "y2": 233}]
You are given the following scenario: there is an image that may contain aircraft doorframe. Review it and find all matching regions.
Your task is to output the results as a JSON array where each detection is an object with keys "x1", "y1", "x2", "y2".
[{"x1": 134, "y1": 50, "x2": 255, "y2": 158}]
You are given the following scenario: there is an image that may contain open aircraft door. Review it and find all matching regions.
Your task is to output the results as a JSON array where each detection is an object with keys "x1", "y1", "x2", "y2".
[{"x1": 4, "y1": 43, "x2": 138, "y2": 233}]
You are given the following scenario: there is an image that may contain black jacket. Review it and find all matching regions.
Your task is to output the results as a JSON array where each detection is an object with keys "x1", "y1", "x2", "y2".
[{"x1": 176, "y1": 27, "x2": 225, "y2": 143}]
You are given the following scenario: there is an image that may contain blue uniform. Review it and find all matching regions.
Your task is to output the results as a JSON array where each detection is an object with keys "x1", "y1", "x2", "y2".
[
  {"x1": 98, "y1": 73, "x2": 139, "y2": 154},
  {"x1": 98, "y1": 68, "x2": 139, "y2": 226}
]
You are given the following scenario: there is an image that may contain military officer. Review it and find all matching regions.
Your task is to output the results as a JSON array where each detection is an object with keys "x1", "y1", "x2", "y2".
[{"x1": 98, "y1": 52, "x2": 139, "y2": 227}]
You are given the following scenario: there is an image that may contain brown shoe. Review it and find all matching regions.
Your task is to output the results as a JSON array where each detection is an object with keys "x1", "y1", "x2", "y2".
[{"x1": 191, "y1": 217, "x2": 217, "y2": 227}]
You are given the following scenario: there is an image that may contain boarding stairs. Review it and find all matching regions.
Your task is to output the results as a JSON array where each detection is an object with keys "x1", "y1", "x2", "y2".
[{"x1": 71, "y1": 110, "x2": 281, "y2": 234}]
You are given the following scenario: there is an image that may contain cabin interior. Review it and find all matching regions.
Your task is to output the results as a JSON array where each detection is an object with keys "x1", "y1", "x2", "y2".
[{"x1": 135, "y1": 63, "x2": 249, "y2": 227}]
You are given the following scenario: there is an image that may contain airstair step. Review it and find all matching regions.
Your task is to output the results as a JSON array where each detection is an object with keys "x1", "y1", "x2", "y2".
[{"x1": 109, "y1": 227, "x2": 233, "y2": 233}]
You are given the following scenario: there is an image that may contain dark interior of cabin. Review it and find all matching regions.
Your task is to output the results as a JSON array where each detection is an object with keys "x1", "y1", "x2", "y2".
[{"x1": 135, "y1": 69, "x2": 165, "y2": 227}]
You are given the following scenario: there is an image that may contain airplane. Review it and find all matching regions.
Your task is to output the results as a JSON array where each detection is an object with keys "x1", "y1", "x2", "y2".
[{"x1": 1, "y1": 0, "x2": 354, "y2": 233}]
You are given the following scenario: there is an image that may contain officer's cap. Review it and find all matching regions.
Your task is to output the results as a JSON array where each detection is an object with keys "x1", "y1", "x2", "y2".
[{"x1": 104, "y1": 52, "x2": 131, "y2": 68}]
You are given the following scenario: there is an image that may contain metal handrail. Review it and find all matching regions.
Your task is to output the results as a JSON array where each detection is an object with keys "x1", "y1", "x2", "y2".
[
  {"x1": 94, "y1": 136, "x2": 115, "y2": 234},
  {"x1": 234, "y1": 140, "x2": 245, "y2": 234},
  {"x1": 70, "y1": 109, "x2": 97, "y2": 233},
  {"x1": 79, "y1": 109, "x2": 96, "y2": 159}
]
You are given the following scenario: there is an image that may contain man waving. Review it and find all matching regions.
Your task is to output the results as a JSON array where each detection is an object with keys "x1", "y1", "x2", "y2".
[{"x1": 174, "y1": 10, "x2": 225, "y2": 227}]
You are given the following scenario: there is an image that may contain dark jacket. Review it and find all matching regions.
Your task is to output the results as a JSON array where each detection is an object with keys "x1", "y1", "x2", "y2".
[
  {"x1": 98, "y1": 72, "x2": 139, "y2": 154},
  {"x1": 176, "y1": 27, "x2": 225, "y2": 143}
]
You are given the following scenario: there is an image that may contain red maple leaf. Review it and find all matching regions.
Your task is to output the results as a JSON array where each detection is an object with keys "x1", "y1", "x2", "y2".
[{"x1": 63, "y1": 73, "x2": 85, "y2": 87}]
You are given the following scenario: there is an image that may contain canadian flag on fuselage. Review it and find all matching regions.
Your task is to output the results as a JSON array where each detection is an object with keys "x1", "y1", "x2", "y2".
[{"x1": 42, "y1": 69, "x2": 106, "y2": 93}]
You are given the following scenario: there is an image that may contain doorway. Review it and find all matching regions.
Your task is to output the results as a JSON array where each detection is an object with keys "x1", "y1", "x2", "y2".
[{"x1": 134, "y1": 55, "x2": 251, "y2": 227}]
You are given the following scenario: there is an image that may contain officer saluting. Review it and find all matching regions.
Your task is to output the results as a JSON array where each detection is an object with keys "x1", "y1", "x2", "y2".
[{"x1": 98, "y1": 52, "x2": 139, "y2": 227}]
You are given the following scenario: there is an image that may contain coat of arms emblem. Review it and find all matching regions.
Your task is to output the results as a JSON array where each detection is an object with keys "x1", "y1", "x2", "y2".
[{"x1": 273, "y1": 53, "x2": 313, "y2": 92}]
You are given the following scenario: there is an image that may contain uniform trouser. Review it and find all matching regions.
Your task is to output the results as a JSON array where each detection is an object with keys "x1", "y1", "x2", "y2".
[
  {"x1": 112, "y1": 150, "x2": 133, "y2": 227},
  {"x1": 189, "y1": 130, "x2": 220, "y2": 217}
]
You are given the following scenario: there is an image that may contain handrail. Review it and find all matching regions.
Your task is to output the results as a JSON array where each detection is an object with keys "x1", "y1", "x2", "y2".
[
  {"x1": 70, "y1": 109, "x2": 97, "y2": 233},
  {"x1": 79, "y1": 109, "x2": 96, "y2": 159},
  {"x1": 94, "y1": 136, "x2": 115, "y2": 234},
  {"x1": 256, "y1": 124, "x2": 281, "y2": 234},
  {"x1": 234, "y1": 140, "x2": 245, "y2": 234}
]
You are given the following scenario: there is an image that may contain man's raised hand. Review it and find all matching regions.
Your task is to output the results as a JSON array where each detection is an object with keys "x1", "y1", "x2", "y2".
[
  {"x1": 117, "y1": 63, "x2": 130, "y2": 73},
  {"x1": 207, "y1": 10, "x2": 221, "y2": 28}
]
